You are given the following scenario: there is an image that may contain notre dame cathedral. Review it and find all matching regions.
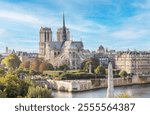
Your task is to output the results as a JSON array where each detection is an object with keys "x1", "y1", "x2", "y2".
[{"x1": 39, "y1": 14, "x2": 92, "y2": 69}]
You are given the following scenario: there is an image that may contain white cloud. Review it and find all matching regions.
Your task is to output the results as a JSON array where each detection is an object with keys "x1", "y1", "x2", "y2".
[
  {"x1": 17, "y1": 39, "x2": 38, "y2": 43},
  {"x1": 110, "y1": 28, "x2": 148, "y2": 40},
  {"x1": 0, "y1": 11, "x2": 42, "y2": 25},
  {"x1": 0, "y1": 29, "x2": 6, "y2": 35},
  {"x1": 132, "y1": 0, "x2": 150, "y2": 9}
]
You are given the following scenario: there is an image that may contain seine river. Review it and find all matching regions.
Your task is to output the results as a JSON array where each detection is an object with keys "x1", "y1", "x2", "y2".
[{"x1": 52, "y1": 84, "x2": 150, "y2": 98}]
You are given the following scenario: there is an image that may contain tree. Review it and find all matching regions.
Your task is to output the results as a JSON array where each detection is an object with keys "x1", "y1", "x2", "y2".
[
  {"x1": 0, "y1": 74, "x2": 29, "y2": 98},
  {"x1": 39, "y1": 62, "x2": 54, "y2": 73},
  {"x1": 5, "y1": 81, "x2": 20, "y2": 98},
  {"x1": 27, "y1": 86, "x2": 51, "y2": 98},
  {"x1": 1, "y1": 54, "x2": 21, "y2": 70},
  {"x1": 30, "y1": 58, "x2": 41, "y2": 73},
  {"x1": 24, "y1": 61, "x2": 30, "y2": 69},
  {"x1": 18, "y1": 80, "x2": 29, "y2": 97},
  {"x1": 39, "y1": 62, "x2": 48, "y2": 73},
  {"x1": 95, "y1": 65, "x2": 106, "y2": 76},
  {"x1": 58, "y1": 64, "x2": 69, "y2": 70},
  {"x1": 119, "y1": 71, "x2": 127, "y2": 78},
  {"x1": 20, "y1": 61, "x2": 30, "y2": 70},
  {"x1": 47, "y1": 63, "x2": 53, "y2": 70},
  {"x1": 0, "y1": 68, "x2": 5, "y2": 76},
  {"x1": 0, "y1": 90, "x2": 6, "y2": 98},
  {"x1": 81, "y1": 58, "x2": 99, "y2": 73}
]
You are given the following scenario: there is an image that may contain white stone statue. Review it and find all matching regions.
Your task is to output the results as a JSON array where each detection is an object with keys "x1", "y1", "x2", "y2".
[
  {"x1": 106, "y1": 62, "x2": 114, "y2": 98},
  {"x1": 89, "y1": 63, "x2": 92, "y2": 74}
]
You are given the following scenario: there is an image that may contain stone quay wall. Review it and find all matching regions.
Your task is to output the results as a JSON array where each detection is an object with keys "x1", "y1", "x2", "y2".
[{"x1": 35, "y1": 76, "x2": 150, "y2": 92}]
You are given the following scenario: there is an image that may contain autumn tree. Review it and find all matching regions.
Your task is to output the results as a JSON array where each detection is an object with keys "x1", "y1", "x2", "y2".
[
  {"x1": 39, "y1": 62, "x2": 47, "y2": 73},
  {"x1": 30, "y1": 58, "x2": 41, "y2": 73},
  {"x1": 22, "y1": 61, "x2": 30, "y2": 69},
  {"x1": 39, "y1": 62, "x2": 53, "y2": 73}
]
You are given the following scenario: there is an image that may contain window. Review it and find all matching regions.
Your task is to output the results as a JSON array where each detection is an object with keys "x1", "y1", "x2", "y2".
[
  {"x1": 54, "y1": 52, "x2": 57, "y2": 57},
  {"x1": 73, "y1": 52, "x2": 75, "y2": 58}
]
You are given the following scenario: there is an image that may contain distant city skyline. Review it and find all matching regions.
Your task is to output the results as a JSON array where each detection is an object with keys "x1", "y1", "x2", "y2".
[{"x1": 0, "y1": 0, "x2": 150, "y2": 53}]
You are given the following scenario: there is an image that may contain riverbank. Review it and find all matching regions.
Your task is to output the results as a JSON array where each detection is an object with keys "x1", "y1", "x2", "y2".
[{"x1": 45, "y1": 76, "x2": 150, "y2": 92}]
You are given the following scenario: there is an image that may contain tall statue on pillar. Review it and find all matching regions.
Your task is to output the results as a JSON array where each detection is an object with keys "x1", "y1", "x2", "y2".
[
  {"x1": 106, "y1": 62, "x2": 114, "y2": 98},
  {"x1": 89, "y1": 63, "x2": 92, "y2": 74}
]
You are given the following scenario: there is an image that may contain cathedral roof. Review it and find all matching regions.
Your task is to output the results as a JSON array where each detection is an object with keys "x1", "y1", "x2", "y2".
[
  {"x1": 49, "y1": 40, "x2": 83, "y2": 50},
  {"x1": 49, "y1": 42, "x2": 62, "y2": 49},
  {"x1": 63, "y1": 40, "x2": 83, "y2": 50}
]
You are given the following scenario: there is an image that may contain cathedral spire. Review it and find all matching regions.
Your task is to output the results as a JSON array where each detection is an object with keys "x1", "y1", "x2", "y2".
[
  {"x1": 63, "y1": 13, "x2": 65, "y2": 28},
  {"x1": 62, "y1": 13, "x2": 67, "y2": 41}
]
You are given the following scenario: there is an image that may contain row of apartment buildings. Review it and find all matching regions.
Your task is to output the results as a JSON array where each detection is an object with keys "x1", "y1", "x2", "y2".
[
  {"x1": 115, "y1": 51, "x2": 150, "y2": 75},
  {"x1": 95, "y1": 48, "x2": 150, "y2": 76}
]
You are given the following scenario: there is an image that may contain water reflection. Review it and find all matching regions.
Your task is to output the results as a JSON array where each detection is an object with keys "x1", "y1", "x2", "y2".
[{"x1": 52, "y1": 84, "x2": 150, "y2": 98}]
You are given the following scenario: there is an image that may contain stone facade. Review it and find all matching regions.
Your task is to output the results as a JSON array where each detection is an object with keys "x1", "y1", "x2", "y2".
[
  {"x1": 115, "y1": 51, "x2": 150, "y2": 75},
  {"x1": 94, "y1": 45, "x2": 116, "y2": 68}
]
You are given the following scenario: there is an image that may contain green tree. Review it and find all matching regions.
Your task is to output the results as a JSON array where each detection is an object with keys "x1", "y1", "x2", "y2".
[
  {"x1": 0, "y1": 68, "x2": 5, "y2": 76},
  {"x1": 81, "y1": 58, "x2": 99, "y2": 73},
  {"x1": 95, "y1": 65, "x2": 106, "y2": 76},
  {"x1": 119, "y1": 71, "x2": 127, "y2": 78},
  {"x1": 0, "y1": 74, "x2": 29, "y2": 98},
  {"x1": 0, "y1": 90, "x2": 6, "y2": 98},
  {"x1": 5, "y1": 81, "x2": 20, "y2": 98},
  {"x1": 27, "y1": 86, "x2": 51, "y2": 98},
  {"x1": 1, "y1": 54, "x2": 21, "y2": 70},
  {"x1": 47, "y1": 63, "x2": 53, "y2": 70},
  {"x1": 18, "y1": 80, "x2": 29, "y2": 97},
  {"x1": 58, "y1": 64, "x2": 69, "y2": 70}
]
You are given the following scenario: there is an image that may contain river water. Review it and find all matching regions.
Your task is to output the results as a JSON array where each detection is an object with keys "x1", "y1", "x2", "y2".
[{"x1": 52, "y1": 84, "x2": 150, "y2": 98}]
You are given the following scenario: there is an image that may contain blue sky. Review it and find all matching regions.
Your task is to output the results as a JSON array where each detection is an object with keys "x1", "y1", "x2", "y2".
[{"x1": 0, "y1": 0, "x2": 150, "y2": 53}]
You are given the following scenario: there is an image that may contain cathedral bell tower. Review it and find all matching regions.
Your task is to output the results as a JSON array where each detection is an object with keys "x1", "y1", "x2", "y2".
[
  {"x1": 39, "y1": 27, "x2": 52, "y2": 58},
  {"x1": 57, "y1": 13, "x2": 70, "y2": 43}
]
